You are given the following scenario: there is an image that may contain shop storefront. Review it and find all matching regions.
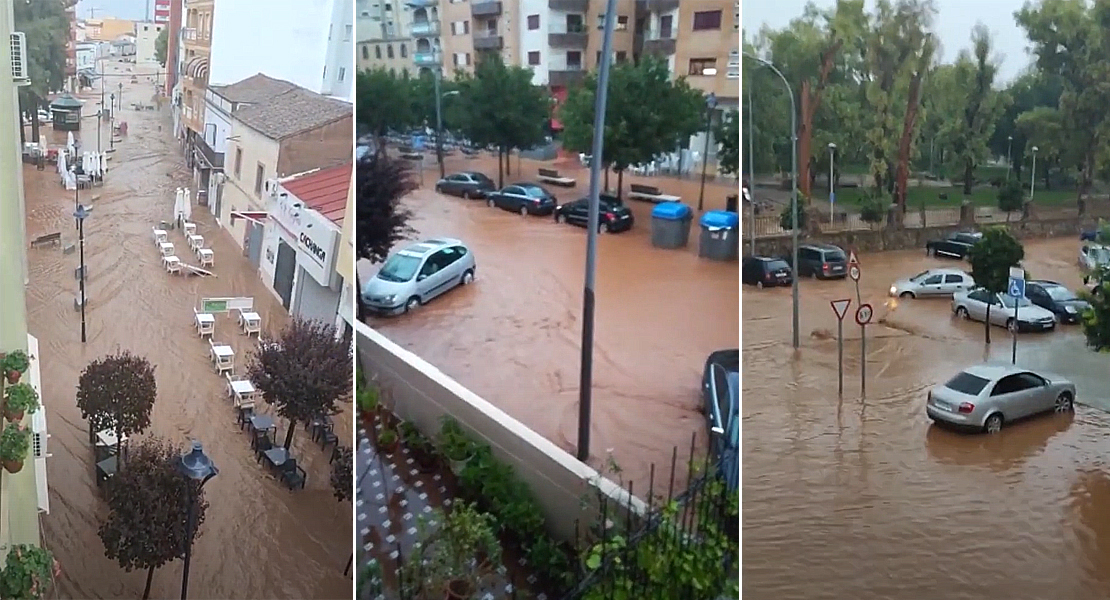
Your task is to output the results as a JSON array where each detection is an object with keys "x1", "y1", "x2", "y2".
[{"x1": 289, "y1": 207, "x2": 342, "y2": 323}]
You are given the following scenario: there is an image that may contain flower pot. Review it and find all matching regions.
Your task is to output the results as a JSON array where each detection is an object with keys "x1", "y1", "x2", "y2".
[
  {"x1": 449, "y1": 458, "x2": 469, "y2": 476},
  {"x1": 445, "y1": 579, "x2": 473, "y2": 600},
  {"x1": 5, "y1": 370, "x2": 20, "y2": 385},
  {"x1": 375, "y1": 436, "x2": 399, "y2": 455},
  {"x1": 3, "y1": 459, "x2": 24, "y2": 474},
  {"x1": 3, "y1": 408, "x2": 24, "y2": 423}
]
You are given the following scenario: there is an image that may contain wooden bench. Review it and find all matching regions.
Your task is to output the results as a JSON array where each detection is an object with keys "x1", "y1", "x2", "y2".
[
  {"x1": 538, "y1": 168, "x2": 576, "y2": 187},
  {"x1": 628, "y1": 183, "x2": 681, "y2": 204},
  {"x1": 30, "y1": 232, "x2": 62, "y2": 249},
  {"x1": 398, "y1": 145, "x2": 423, "y2": 160}
]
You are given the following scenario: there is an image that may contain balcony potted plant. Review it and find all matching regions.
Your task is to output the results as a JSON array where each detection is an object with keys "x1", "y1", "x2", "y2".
[
  {"x1": 0, "y1": 544, "x2": 58, "y2": 600},
  {"x1": 3, "y1": 383, "x2": 39, "y2": 423},
  {"x1": 356, "y1": 383, "x2": 380, "y2": 429},
  {"x1": 400, "y1": 421, "x2": 439, "y2": 472},
  {"x1": 0, "y1": 424, "x2": 31, "y2": 473},
  {"x1": 2, "y1": 349, "x2": 30, "y2": 384},
  {"x1": 375, "y1": 424, "x2": 399, "y2": 454},
  {"x1": 417, "y1": 502, "x2": 501, "y2": 600},
  {"x1": 437, "y1": 417, "x2": 477, "y2": 475}
]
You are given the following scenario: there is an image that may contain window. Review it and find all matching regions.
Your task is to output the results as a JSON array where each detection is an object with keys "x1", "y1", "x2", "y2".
[
  {"x1": 991, "y1": 374, "x2": 1039, "y2": 396},
  {"x1": 688, "y1": 58, "x2": 717, "y2": 76},
  {"x1": 234, "y1": 148, "x2": 242, "y2": 178},
  {"x1": 143, "y1": 25, "x2": 149, "y2": 31},
  {"x1": 692, "y1": 10, "x2": 723, "y2": 30},
  {"x1": 362, "y1": 46, "x2": 369, "y2": 60},
  {"x1": 923, "y1": 275, "x2": 943, "y2": 285},
  {"x1": 944, "y1": 274, "x2": 965, "y2": 284},
  {"x1": 659, "y1": 15, "x2": 673, "y2": 37},
  {"x1": 616, "y1": 15, "x2": 628, "y2": 30},
  {"x1": 345, "y1": 24, "x2": 353, "y2": 41},
  {"x1": 528, "y1": 51, "x2": 540, "y2": 65},
  {"x1": 527, "y1": 14, "x2": 540, "y2": 30},
  {"x1": 376, "y1": 45, "x2": 382, "y2": 59},
  {"x1": 464, "y1": 20, "x2": 470, "y2": 34},
  {"x1": 387, "y1": 44, "x2": 394, "y2": 58},
  {"x1": 254, "y1": 163, "x2": 265, "y2": 196},
  {"x1": 566, "y1": 51, "x2": 582, "y2": 68},
  {"x1": 338, "y1": 67, "x2": 346, "y2": 81},
  {"x1": 454, "y1": 52, "x2": 467, "y2": 66},
  {"x1": 944, "y1": 372, "x2": 990, "y2": 395},
  {"x1": 616, "y1": 51, "x2": 626, "y2": 63},
  {"x1": 400, "y1": 44, "x2": 407, "y2": 57}
]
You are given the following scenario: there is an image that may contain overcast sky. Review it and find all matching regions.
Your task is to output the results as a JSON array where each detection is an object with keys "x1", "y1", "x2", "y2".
[
  {"x1": 742, "y1": 0, "x2": 1034, "y2": 83},
  {"x1": 76, "y1": 0, "x2": 150, "y2": 22}
]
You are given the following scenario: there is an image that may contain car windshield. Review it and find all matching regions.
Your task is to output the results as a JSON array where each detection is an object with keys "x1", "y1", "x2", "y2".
[
  {"x1": 1046, "y1": 286, "x2": 1078, "y2": 301},
  {"x1": 824, "y1": 249, "x2": 846, "y2": 261},
  {"x1": 471, "y1": 173, "x2": 493, "y2": 184},
  {"x1": 999, "y1": 295, "x2": 1033, "y2": 308},
  {"x1": 1091, "y1": 247, "x2": 1110, "y2": 264},
  {"x1": 909, "y1": 270, "x2": 931, "y2": 281},
  {"x1": 521, "y1": 186, "x2": 547, "y2": 198},
  {"x1": 375, "y1": 254, "x2": 422, "y2": 283},
  {"x1": 766, "y1": 260, "x2": 790, "y2": 271},
  {"x1": 945, "y1": 372, "x2": 990, "y2": 395}
]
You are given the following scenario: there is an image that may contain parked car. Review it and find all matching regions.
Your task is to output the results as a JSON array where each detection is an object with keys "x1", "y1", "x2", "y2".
[
  {"x1": 926, "y1": 231, "x2": 982, "y2": 259},
  {"x1": 360, "y1": 238, "x2": 476, "y2": 316},
  {"x1": 742, "y1": 256, "x2": 793, "y2": 288},
  {"x1": 486, "y1": 183, "x2": 558, "y2": 216},
  {"x1": 785, "y1": 243, "x2": 848, "y2": 279},
  {"x1": 952, "y1": 287, "x2": 1057, "y2": 332},
  {"x1": 702, "y1": 349, "x2": 739, "y2": 491},
  {"x1": 552, "y1": 195, "x2": 634, "y2": 233},
  {"x1": 889, "y1": 268, "x2": 974, "y2": 298},
  {"x1": 1079, "y1": 243, "x2": 1110, "y2": 272},
  {"x1": 1080, "y1": 229, "x2": 1100, "y2": 242},
  {"x1": 925, "y1": 364, "x2": 1075, "y2": 433},
  {"x1": 435, "y1": 171, "x2": 496, "y2": 199},
  {"x1": 1024, "y1": 280, "x2": 1089, "y2": 324}
]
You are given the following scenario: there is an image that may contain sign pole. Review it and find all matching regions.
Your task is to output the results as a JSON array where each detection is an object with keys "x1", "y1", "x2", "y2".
[
  {"x1": 1011, "y1": 300, "x2": 1019, "y2": 365},
  {"x1": 830, "y1": 299, "x2": 851, "y2": 397},
  {"x1": 861, "y1": 323, "x2": 866, "y2": 398},
  {"x1": 1008, "y1": 267, "x2": 1025, "y2": 366}
]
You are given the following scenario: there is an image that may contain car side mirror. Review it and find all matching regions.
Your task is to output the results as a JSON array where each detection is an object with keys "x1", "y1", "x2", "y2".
[
  {"x1": 417, "y1": 274, "x2": 427, "y2": 282},
  {"x1": 711, "y1": 426, "x2": 725, "y2": 436}
]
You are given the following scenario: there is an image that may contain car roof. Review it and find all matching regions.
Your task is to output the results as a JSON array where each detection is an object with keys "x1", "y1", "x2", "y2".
[
  {"x1": 961, "y1": 363, "x2": 1026, "y2": 381},
  {"x1": 1029, "y1": 279, "x2": 1063, "y2": 287},
  {"x1": 954, "y1": 231, "x2": 983, "y2": 237},
  {"x1": 921, "y1": 268, "x2": 967, "y2": 276},
  {"x1": 463, "y1": 171, "x2": 488, "y2": 178},
  {"x1": 800, "y1": 242, "x2": 843, "y2": 251},
  {"x1": 399, "y1": 238, "x2": 465, "y2": 256}
]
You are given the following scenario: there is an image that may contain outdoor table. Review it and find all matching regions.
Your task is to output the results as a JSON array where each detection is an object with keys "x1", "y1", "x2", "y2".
[
  {"x1": 183, "y1": 222, "x2": 197, "y2": 236},
  {"x1": 228, "y1": 379, "x2": 256, "y2": 402},
  {"x1": 158, "y1": 241, "x2": 174, "y2": 257},
  {"x1": 96, "y1": 455, "x2": 118, "y2": 486},
  {"x1": 263, "y1": 447, "x2": 289, "y2": 469},
  {"x1": 194, "y1": 312, "x2": 215, "y2": 337},
  {"x1": 249, "y1": 414, "x2": 275, "y2": 434},
  {"x1": 187, "y1": 234, "x2": 203, "y2": 252},
  {"x1": 198, "y1": 248, "x2": 214, "y2": 267},
  {"x1": 211, "y1": 344, "x2": 234, "y2": 374},
  {"x1": 238, "y1": 310, "x2": 262, "y2": 336},
  {"x1": 162, "y1": 255, "x2": 180, "y2": 274},
  {"x1": 95, "y1": 429, "x2": 128, "y2": 449},
  {"x1": 152, "y1": 228, "x2": 167, "y2": 245}
]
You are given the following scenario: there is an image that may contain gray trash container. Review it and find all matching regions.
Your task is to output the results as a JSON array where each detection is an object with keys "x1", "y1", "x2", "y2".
[
  {"x1": 698, "y1": 210, "x2": 740, "y2": 261},
  {"x1": 651, "y1": 202, "x2": 693, "y2": 249}
]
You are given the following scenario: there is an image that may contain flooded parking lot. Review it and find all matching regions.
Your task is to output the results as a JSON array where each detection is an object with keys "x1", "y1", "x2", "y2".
[
  {"x1": 742, "y1": 236, "x2": 1110, "y2": 600},
  {"x1": 25, "y1": 63, "x2": 350, "y2": 599}
]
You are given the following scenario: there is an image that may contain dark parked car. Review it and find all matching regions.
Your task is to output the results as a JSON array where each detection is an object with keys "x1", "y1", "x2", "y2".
[
  {"x1": 435, "y1": 171, "x2": 496, "y2": 199},
  {"x1": 552, "y1": 194, "x2": 634, "y2": 233},
  {"x1": 1025, "y1": 280, "x2": 1089, "y2": 324},
  {"x1": 702, "y1": 350, "x2": 739, "y2": 491},
  {"x1": 926, "y1": 231, "x2": 982, "y2": 259},
  {"x1": 486, "y1": 183, "x2": 558, "y2": 216},
  {"x1": 742, "y1": 256, "x2": 793, "y2": 288},
  {"x1": 786, "y1": 243, "x2": 848, "y2": 279}
]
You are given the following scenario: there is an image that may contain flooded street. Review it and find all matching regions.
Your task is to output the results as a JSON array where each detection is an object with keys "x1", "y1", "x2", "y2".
[
  {"x1": 357, "y1": 169, "x2": 739, "y2": 488},
  {"x1": 743, "y1": 236, "x2": 1110, "y2": 600},
  {"x1": 25, "y1": 62, "x2": 350, "y2": 598}
]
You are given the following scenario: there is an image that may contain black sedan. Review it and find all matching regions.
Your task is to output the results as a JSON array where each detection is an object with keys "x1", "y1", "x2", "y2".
[
  {"x1": 553, "y1": 195, "x2": 634, "y2": 233},
  {"x1": 742, "y1": 256, "x2": 793, "y2": 288},
  {"x1": 435, "y1": 171, "x2": 496, "y2": 199},
  {"x1": 1025, "y1": 280, "x2": 1090, "y2": 324},
  {"x1": 486, "y1": 183, "x2": 558, "y2": 216}
]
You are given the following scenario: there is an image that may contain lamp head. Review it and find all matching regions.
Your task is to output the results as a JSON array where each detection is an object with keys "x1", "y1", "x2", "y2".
[
  {"x1": 1032, "y1": 146, "x2": 1039, "y2": 153},
  {"x1": 706, "y1": 93, "x2": 717, "y2": 109},
  {"x1": 177, "y1": 440, "x2": 218, "y2": 481},
  {"x1": 828, "y1": 142, "x2": 836, "y2": 150},
  {"x1": 73, "y1": 204, "x2": 90, "y2": 220}
]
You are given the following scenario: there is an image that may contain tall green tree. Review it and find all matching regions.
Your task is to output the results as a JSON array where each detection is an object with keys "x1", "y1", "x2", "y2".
[
  {"x1": 967, "y1": 227, "x2": 1025, "y2": 344},
  {"x1": 560, "y1": 57, "x2": 703, "y2": 198},
  {"x1": 154, "y1": 27, "x2": 168, "y2": 66},
  {"x1": 1080, "y1": 265, "x2": 1110, "y2": 351},
  {"x1": 716, "y1": 110, "x2": 739, "y2": 176},
  {"x1": 355, "y1": 68, "x2": 416, "y2": 150},
  {"x1": 990, "y1": 71, "x2": 1063, "y2": 184},
  {"x1": 1015, "y1": 106, "x2": 1066, "y2": 191},
  {"x1": 14, "y1": 0, "x2": 70, "y2": 144},
  {"x1": 451, "y1": 54, "x2": 549, "y2": 187}
]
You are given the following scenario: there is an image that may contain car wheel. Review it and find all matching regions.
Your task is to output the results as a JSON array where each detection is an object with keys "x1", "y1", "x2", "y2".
[
  {"x1": 462, "y1": 190, "x2": 471, "y2": 200},
  {"x1": 984, "y1": 413, "x2": 1004, "y2": 434},
  {"x1": 756, "y1": 281, "x2": 764, "y2": 289},
  {"x1": 461, "y1": 269, "x2": 474, "y2": 285},
  {"x1": 600, "y1": 221, "x2": 611, "y2": 233},
  {"x1": 435, "y1": 184, "x2": 443, "y2": 193},
  {"x1": 1055, "y1": 391, "x2": 1074, "y2": 413},
  {"x1": 487, "y1": 198, "x2": 495, "y2": 208},
  {"x1": 899, "y1": 291, "x2": 915, "y2": 299},
  {"x1": 1006, "y1": 318, "x2": 1017, "y2": 333},
  {"x1": 956, "y1": 306, "x2": 969, "y2": 319},
  {"x1": 520, "y1": 205, "x2": 529, "y2": 216},
  {"x1": 404, "y1": 296, "x2": 421, "y2": 313},
  {"x1": 810, "y1": 271, "x2": 819, "y2": 280},
  {"x1": 556, "y1": 214, "x2": 567, "y2": 224}
]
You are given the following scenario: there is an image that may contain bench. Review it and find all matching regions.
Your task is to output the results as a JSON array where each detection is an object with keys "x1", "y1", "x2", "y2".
[
  {"x1": 397, "y1": 145, "x2": 423, "y2": 160},
  {"x1": 538, "y1": 168, "x2": 576, "y2": 187},
  {"x1": 30, "y1": 232, "x2": 62, "y2": 249},
  {"x1": 628, "y1": 184, "x2": 681, "y2": 204}
]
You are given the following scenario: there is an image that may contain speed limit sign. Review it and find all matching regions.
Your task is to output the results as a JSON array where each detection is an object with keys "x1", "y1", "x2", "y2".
[
  {"x1": 855, "y1": 303, "x2": 873, "y2": 326},
  {"x1": 848, "y1": 265, "x2": 860, "y2": 281}
]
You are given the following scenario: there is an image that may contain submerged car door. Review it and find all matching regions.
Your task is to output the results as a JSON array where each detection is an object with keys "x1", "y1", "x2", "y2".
[
  {"x1": 989, "y1": 373, "x2": 1041, "y2": 419},
  {"x1": 966, "y1": 290, "x2": 990, "y2": 321},
  {"x1": 942, "y1": 273, "x2": 968, "y2": 295},
  {"x1": 416, "y1": 251, "x2": 454, "y2": 300},
  {"x1": 919, "y1": 273, "x2": 945, "y2": 296}
]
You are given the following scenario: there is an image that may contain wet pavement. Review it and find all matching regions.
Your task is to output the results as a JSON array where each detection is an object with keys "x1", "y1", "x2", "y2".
[
  {"x1": 24, "y1": 61, "x2": 350, "y2": 599},
  {"x1": 742, "y1": 236, "x2": 1110, "y2": 600},
  {"x1": 356, "y1": 173, "x2": 740, "y2": 490}
]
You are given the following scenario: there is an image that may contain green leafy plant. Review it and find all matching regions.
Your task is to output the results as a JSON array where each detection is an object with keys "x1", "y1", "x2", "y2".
[
  {"x1": 356, "y1": 380, "x2": 379, "y2": 414},
  {"x1": 779, "y1": 195, "x2": 809, "y2": 231},
  {"x1": 967, "y1": 226, "x2": 1025, "y2": 344},
  {"x1": 376, "y1": 427, "x2": 398, "y2": 448},
  {"x1": 2, "y1": 349, "x2": 30, "y2": 374},
  {"x1": 858, "y1": 193, "x2": 888, "y2": 225},
  {"x1": 357, "y1": 559, "x2": 382, "y2": 600},
  {"x1": 0, "y1": 544, "x2": 56, "y2": 600},
  {"x1": 416, "y1": 502, "x2": 502, "y2": 598},
  {"x1": 0, "y1": 424, "x2": 31, "y2": 464},
  {"x1": 4, "y1": 382, "x2": 39, "y2": 416},
  {"x1": 437, "y1": 416, "x2": 477, "y2": 462},
  {"x1": 525, "y1": 535, "x2": 573, "y2": 587},
  {"x1": 997, "y1": 179, "x2": 1024, "y2": 215},
  {"x1": 1080, "y1": 265, "x2": 1110, "y2": 351}
]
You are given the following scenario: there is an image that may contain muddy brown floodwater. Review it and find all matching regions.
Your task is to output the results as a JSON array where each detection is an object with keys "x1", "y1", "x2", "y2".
[
  {"x1": 743, "y1": 237, "x2": 1110, "y2": 600},
  {"x1": 357, "y1": 166, "x2": 740, "y2": 490},
  {"x1": 24, "y1": 61, "x2": 350, "y2": 599}
]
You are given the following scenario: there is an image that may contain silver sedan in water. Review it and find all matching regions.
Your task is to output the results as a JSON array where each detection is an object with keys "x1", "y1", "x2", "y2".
[
  {"x1": 952, "y1": 287, "x2": 1057, "y2": 332},
  {"x1": 889, "y1": 268, "x2": 974, "y2": 298},
  {"x1": 926, "y1": 364, "x2": 1075, "y2": 433}
]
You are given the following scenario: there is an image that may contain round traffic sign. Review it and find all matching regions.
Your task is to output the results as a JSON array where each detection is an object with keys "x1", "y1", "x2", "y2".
[
  {"x1": 848, "y1": 265, "x2": 861, "y2": 281},
  {"x1": 855, "y1": 303, "x2": 873, "y2": 326}
]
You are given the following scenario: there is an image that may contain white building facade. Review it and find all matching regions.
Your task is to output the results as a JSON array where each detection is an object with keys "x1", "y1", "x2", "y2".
[{"x1": 135, "y1": 21, "x2": 165, "y2": 64}]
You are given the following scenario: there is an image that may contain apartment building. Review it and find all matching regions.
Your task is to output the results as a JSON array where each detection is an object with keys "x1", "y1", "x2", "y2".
[
  {"x1": 165, "y1": 0, "x2": 183, "y2": 96},
  {"x1": 645, "y1": 0, "x2": 738, "y2": 108},
  {"x1": 135, "y1": 21, "x2": 165, "y2": 64},
  {"x1": 85, "y1": 18, "x2": 136, "y2": 41},
  {"x1": 179, "y1": 0, "x2": 214, "y2": 168},
  {"x1": 356, "y1": 0, "x2": 423, "y2": 76},
  {"x1": 154, "y1": 0, "x2": 172, "y2": 24}
]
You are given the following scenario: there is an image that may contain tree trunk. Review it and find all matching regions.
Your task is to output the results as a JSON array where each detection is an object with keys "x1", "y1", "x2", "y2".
[
  {"x1": 796, "y1": 39, "x2": 842, "y2": 200},
  {"x1": 142, "y1": 565, "x2": 156, "y2": 600},
  {"x1": 984, "y1": 303, "x2": 992, "y2": 345},
  {"x1": 963, "y1": 160, "x2": 974, "y2": 196},
  {"x1": 496, "y1": 148, "x2": 504, "y2": 188},
  {"x1": 604, "y1": 167, "x2": 610, "y2": 192},
  {"x1": 616, "y1": 169, "x2": 624, "y2": 200},
  {"x1": 284, "y1": 420, "x2": 297, "y2": 450},
  {"x1": 895, "y1": 65, "x2": 927, "y2": 211},
  {"x1": 18, "y1": 111, "x2": 24, "y2": 146},
  {"x1": 30, "y1": 107, "x2": 39, "y2": 144},
  {"x1": 505, "y1": 149, "x2": 512, "y2": 176},
  {"x1": 355, "y1": 270, "x2": 366, "y2": 322}
]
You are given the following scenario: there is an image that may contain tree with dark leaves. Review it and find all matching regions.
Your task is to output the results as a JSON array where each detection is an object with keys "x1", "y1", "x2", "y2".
[
  {"x1": 14, "y1": 0, "x2": 71, "y2": 144},
  {"x1": 99, "y1": 438, "x2": 209, "y2": 600},
  {"x1": 967, "y1": 226, "x2": 1025, "y2": 344},
  {"x1": 331, "y1": 445, "x2": 353, "y2": 502},
  {"x1": 76, "y1": 352, "x2": 156, "y2": 461},
  {"x1": 355, "y1": 153, "x2": 416, "y2": 320},
  {"x1": 247, "y1": 319, "x2": 353, "y2": 450}
]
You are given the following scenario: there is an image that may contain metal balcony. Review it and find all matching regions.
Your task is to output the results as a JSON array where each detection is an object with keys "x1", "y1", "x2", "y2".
[
  {"x1": 548, "y1": 25, "x2": 588, "y2": 48},
  {"x1": 473, "y1": 31, "x2": 503, "y2": 50},
  {"x1": 471, "y1": 1, "x2": 502, "y2": 17},
  {"x1": 643, "y1": 0, "x2": 679, "y2": 12},
  {"x1": 549, "y1": 0, "x2": 589, "y2": 11},
  {"x1": 410, "y1": 19, "x2": 441, "y2": 36},
  {"x1": 413, "y1": 52, "x2": 440, "y2": 67},
  {"x1": 642, "y1": 36, "x2": 676, "y2": 56},
  {"x1": 548, "y1": 64, "x2": 586, "y2": 87},
  {"x1": 407, "y1": 0, "x2": 439, "y2": 7}
]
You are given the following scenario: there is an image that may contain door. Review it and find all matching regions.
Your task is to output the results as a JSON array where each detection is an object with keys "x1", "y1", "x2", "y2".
[
  {"x1": 212, "y1": 183, "x2": 224, "y2": 223},
  {"x1": 660, "y1": 14, "x2": 673, "y2": 38},
  {"x1": 988, "y1": 294, "x2": 1009, "y2": 326},
  {"x1": 989, "y1": 373, "x2": 1043, "y2": 418},
  {"x1": 966, "y1": 289, "x2": 990, "y2": 321},
  {"x1": 246, "y1": 221, "x2": 263, "y2": 268},
  {"x1": 273, "y1": 240, "x2": 297, "y2": 310},
  {"x1": 500, "y1": 186, "x2": 524, "y2": 211},
  {"x1": 445, "y1": 174, "x2": 464, "y2": 195},
  {"x1": 568, "y1": 200, "x2": 588, "y2": 225},
  {"x1": 1026, "y1": 285, "x2": 1049, "y2": 310},
  {"x1": 942, "y1": 273, "x2": 966, "y2": 294},
  {"x1": 919, "y1": 273, "x2": 944, "y2": 296},
  {"x1": 1017, "y1": 372, "x2": 1051, "y2": 413},
  {"x1": 415, "y1": 250, "x2": 453, "y2": 300}
]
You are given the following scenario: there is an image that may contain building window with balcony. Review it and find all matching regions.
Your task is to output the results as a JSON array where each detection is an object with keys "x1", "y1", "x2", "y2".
[
  {"x1": 617, "y1": 15, "x2": 628, "y2": 30},
  {"x1": 692, "y1": 10, "x2": 723, "y2": 31},
  {"x1": 566, "y1": 14, "x2": 584, "y2": 32},
  {"x1": 255, "y1": 164, "x2": 265, "y2": 196},
  {"x1": 387, "y1": 44, "x2": 394, "y2": 58},
  {"x1": 688, "y1": 58, "x2": 717, "y2": 76},
  {"x1": 566, "y1": 51, "x2": 582, "y2": 69},
  {"x1": 527, "y1": 14, "x2": 539, "y2": 30},
  {"x1": 376, "y1": 45, "x2": 382, "y2": 59},
  {"x1": 616, "y1": 50, "x2": 626, "y2": 63},
  {"x1": 659, "y1": 15, "x2": 673, "y2": 38},
  {"x1": 528, "y1": 51, "x2": 539, "y2": 65},
  {"x1": 234, "y1": 148, "x2": 242, "y2": 179}
]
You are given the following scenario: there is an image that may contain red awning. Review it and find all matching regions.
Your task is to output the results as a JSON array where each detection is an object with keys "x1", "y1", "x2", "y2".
[{"x1": 550, "y1": 118, "x2": 563, "y2": 130}]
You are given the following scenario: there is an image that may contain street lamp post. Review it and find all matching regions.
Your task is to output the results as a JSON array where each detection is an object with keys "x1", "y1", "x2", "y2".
[
  {"x1": 828, "y1": 142, "x2": 837, "y2": 223},
  {"x1": 109, "y1": 93, "x2": 115, "y2": 150},
  {"x1": 74, "y1": 203, "x2": 89, "y2": 344},
  {"x1": 177, "y1": 441, "x2": 217, "y2": 600},
  {"x1": 1006, "y1": 135, "x2": 1013, "y2": 181},
  {"x1": 745, "y1": 52, "x2": 800, "y2": 349},
  {"x1": 697, "y1": 93, "x2": 718, "y2": 211},
  {"x1": 433, "y1": 67, "x2": 446, "y2": 179},
  {"x1": 1030, "y1": 146, "x2": 1039, "y2": 202}
]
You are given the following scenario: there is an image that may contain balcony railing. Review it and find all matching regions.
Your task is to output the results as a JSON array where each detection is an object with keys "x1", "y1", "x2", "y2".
[
  {"x1": 642, "y1": 36, "x2": 676, "y2": 55},
  {"x1": 473, "y1": 30, "x2": 503, "y2": 50},
  {"x1": 195, "y1": 135, "x2": 224, "y2": 169},
  {"x1": 643, "y1": 0, "x2": 680, "y2": 12},
  {"x1": 548, "y1": 23, "x2": 588, "y2": 47},
  {"x1": 471, "y1": 1, "x2": 502, "y2": 17},
  {"x1": 548, "y1": 63, "x2": 585, "y2": 87},
  {"x1": 183, "y1": 27, "x2": 197, "y2": 41},
  {"x1": 407, "y1": 0, "x2": 438, "y2": 6},
  {"x1": 411, "y1": 19, "x2": 440, "y2": 36},
  {"x1": 413, "y1": 51, "x2": 440, "y2": 66},
  {"x1": 549, "y1": 0, "x2": 589, "y2": 11}
]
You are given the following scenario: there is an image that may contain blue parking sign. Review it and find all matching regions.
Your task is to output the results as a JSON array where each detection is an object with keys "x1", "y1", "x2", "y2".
[{"x1": 1008, "y1": 277, "x2": 1025, "y2": 298}]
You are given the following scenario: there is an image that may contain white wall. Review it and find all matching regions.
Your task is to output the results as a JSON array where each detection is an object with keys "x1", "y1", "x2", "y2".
[
  {"x1": 322, "y1": 0, "x2": 354, "y2": 101},
  {"x1": 520, "y1": 0, "x2": 546, "y2": 85},
  {"x1": 219, "y1": 121, "x2": 281, "y2": 249},
  {"x1": 201, "y1": 88, "x2": 233, "y2": 154},
  {"x1": 209, "y1": 0, "x2": 353, "y2": 102},
  {"x1": 75, "y1": 44, "x2": 96, "y2": 70},
  {"x1": 135, "y1": 22, "x2": 164, "y2": 64}
]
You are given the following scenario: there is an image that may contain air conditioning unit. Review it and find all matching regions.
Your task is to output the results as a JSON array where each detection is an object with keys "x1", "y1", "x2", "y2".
[
  {"x1": 264, "y1": 178, "x2": 279, "y2": 196},
  {"x1": 10, "y1": 32, "x2": 30, "y2": 85}
]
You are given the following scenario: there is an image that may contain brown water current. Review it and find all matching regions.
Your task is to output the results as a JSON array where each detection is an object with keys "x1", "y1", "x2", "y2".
[
  {"x1": 24, "y1": 62, "x2": 350, "y2": 599},
  {"x1": 357, "y1": 164, "x2": 740, "y2": 490},
  {"x1": 743, "y1": 237, "x2": 1110, "y2": 600}
]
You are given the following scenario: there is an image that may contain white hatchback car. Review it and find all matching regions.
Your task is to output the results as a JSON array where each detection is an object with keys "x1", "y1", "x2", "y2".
[
  {"x1": 361, "y1": 238, "x2": 476, "y2": 315},
  {"x1": 1080, "y1": 243, "x2": 1110, "y2": 273}
]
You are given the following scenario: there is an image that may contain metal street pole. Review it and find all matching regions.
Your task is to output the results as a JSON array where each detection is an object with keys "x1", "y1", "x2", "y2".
[
  {"x1": 747, "y1": 82, "x2": 755, "y2": 255},
  {"x1": 1006, "y1": 136, "x2": 1013, "y2": 181},
  {"x1": 74, "y1": 204, "x2": 88, "y2": 343},
  {"x1": 1030, "y1": 146, "x2": 1039, "y2": 202},
  {"x1": 746, "y1": 52, "x2": 800, "y2": 349},
  {"x1": 177, "y1": 442, "x2": 217, "y2": 600},
  {"x1": 828, "y1": 142, "x2": 836, "y2": 223},
  {"x1": 110, "y1": 93, "x2": 115, "y2": 150},
  {"x1": 576, "y1": 0, "x2": 618, "y2": 463},
  {"x1": 433, "y1": 67, "x2": 445, "y2": 179},
  {"x1": 697, "y1": 93, "x2": 717, "y2": 211}
]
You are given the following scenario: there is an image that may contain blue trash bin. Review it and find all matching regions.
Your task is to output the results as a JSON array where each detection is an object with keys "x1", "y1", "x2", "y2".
[
  {"x1": 651, "y1": 202, "x2": 693, "y2": 249},
  {"x1": 698, "y1": 210, "x2": 740, "y2": 261}
]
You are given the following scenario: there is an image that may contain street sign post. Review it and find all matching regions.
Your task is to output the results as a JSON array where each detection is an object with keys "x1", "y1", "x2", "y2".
[
  {"x1": 831, "y1": 299, "x2": 852, "y2": 396},
  {"x1": 848, "y1": 250, "x2": 862, "y2": 304},
  {"x1": 1009, "y1": 267, "x2": 1025, "y2": 364},
  {"x1": 856, "y1": 303, "x2": 873, "y2": 397},
  {"x1": 848, "y1": 265, "x2": 860, "y2": 281}
]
